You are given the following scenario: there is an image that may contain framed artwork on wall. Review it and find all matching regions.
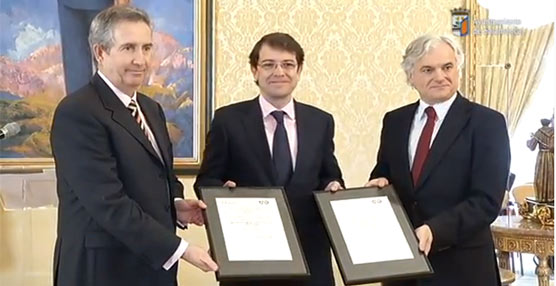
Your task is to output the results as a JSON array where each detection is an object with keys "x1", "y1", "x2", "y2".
[{"x1": 0, "y1": 0, "x2": 214, "y2": 173}]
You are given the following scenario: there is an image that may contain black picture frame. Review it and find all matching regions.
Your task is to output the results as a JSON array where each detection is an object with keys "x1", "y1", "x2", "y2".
[
  {"x1": 199, "y1": 186, "x2": 310, "y2": 282},
  {"x1": 314, "y1": 186, "x2": 433, "y2": 285}
]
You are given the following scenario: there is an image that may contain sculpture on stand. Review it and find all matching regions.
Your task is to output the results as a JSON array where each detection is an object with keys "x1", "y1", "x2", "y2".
[
  {"x1": 527, "y1": 118, "x2": 554, "y2": 202},
  {"x1": 519, "y1": 117, "x2": 554, "y2": 225}
]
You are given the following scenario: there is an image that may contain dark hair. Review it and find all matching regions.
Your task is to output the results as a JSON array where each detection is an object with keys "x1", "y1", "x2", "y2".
[{"x1": 249, "y1": 32, "x2": 304, "y2": 69}]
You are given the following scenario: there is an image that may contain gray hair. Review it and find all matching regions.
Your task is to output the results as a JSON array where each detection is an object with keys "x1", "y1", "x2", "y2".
[
  {"x1": 401, "y1": 35, "x2": 464, "y2": 84},
  {"x1": 88, "y1": 5, "x2": 153, "y2": 66}
]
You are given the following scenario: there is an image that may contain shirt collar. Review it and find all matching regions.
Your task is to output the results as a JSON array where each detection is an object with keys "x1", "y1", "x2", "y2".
[
  {"x1": 416, "y1": 92, "x2": 457, "y2": 121},
  {"x1": 97, "y1": 71, "x2": 138, "y2": 108},
  {"x1": 258, "y1": 95, "x2": 296, "y2": 120}
]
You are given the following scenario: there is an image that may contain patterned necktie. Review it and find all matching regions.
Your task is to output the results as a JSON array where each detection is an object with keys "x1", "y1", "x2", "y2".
[
  {"x1": 127, "y1": 99, "x2": 149, "y2": 138},
  {"x1": 271, "y1": 111, "x2": 293, "y2": 186},
  {"x1": 127, "y1": 99, "x2": 165, "y2": 164},
  {"x1": 412, "y1": 106, "x2": 437, "y2": 186}
]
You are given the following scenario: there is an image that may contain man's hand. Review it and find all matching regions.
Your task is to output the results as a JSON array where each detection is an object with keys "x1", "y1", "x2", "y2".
[
  {"x1": 223, "y1": 180, "x2": 236, "y2": 188},
  {"x1": 364, "y1": 177, "x2": 389, "y2": 188},
  {"x1": 324, "y1": 181, "x2": 343, "y2": 192},
  {"x1": 182, "y1": 245, "x2": 218, "y2": 272},
  {"x1": 415, "y1": 224, "x2": 433, "y2": 256},
  {"x1": 175, "y1": 199, "x2": 206, "y2": 226}
]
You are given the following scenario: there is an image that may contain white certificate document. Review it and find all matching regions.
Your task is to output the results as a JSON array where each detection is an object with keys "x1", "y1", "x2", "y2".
[
  {"x1": 216, "y1": 197, "x2": 293, "y2": 261},
  {"x1": 330, "y1": 196, "x2": 414, "y2": 264}
]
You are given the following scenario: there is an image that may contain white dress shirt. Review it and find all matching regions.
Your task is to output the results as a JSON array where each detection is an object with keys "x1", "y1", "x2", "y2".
[
  {"x1": 408, "y1": 93, "x2": 457, "y2": 168},
  {"x1": 259, "y1": 95, "x2": 298, "y2": 169},
  {"x1": 98, "y1": 71, "x2": 188, "y2": 270}
]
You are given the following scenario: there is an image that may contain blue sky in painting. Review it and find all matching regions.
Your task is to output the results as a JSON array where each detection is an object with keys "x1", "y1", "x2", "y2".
[
  {"x1": 134, "y1": 0, "x2": 195, "y2": 46},
  {"x1": 0, "y1": 0, "x2": 60, "y2": 60},
  {"x1": 0, "y1": 0, "x2": 195, "y2": 59}
]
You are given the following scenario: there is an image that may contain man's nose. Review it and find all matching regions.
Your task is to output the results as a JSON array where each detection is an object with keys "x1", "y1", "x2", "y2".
[
  {"x1": 132, "y1": 50, "x2": 146, "y2": 65},
  {"x1": 272, "y1": 64, "x2": 286, "y2": 76},
  {"x1": 433, "y1": 69, "x2": 446, "y2": 81}
]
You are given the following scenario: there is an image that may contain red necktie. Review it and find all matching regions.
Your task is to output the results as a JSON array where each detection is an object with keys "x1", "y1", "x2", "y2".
[{"x1": 412, "y1": 106, "x2": 437, "y2": 186}]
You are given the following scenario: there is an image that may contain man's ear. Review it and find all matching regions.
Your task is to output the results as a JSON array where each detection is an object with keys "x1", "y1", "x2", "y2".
[
  {"x1": 407, "y1": 74, "x2": 415, "y2": 88},
  {"x1": 251, "y1": 66, "x2": 259, "y2": 85},
  {"x1": 92, "y1": 44, "x2": 108, "y2": 65}
]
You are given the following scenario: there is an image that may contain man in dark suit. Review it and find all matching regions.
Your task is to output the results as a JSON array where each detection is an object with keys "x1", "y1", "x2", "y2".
[
  {"x1": 194, "y1": 32, "x2": 344, "y2": 286},
  {"x1": 367, "y1": 35, "x2": 510, "y2": 286},
  {"x1": 50, "y1": 6, "x2": 217, "y2": 286}
]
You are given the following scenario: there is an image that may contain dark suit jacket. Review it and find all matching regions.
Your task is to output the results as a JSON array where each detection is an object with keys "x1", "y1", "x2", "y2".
[
  {"x1": 371, "y1": 94, "x2": 510, "y2": 286},
  {"x1": 51, "y1": 73, "x2": 184, "y2": 286},
  {"x1": 194, "y1": 97, "x2": 344, "y2": 286}
]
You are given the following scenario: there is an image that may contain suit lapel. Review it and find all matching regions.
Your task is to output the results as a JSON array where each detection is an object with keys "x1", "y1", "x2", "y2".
[
  {"x1": 290, "y1": 101, "x2": 308, "y2": 184},
  {"x1": 138, "y1": 95, "x2": 171, "y2": 167},
  {"x1": 92, "y1": 74, "x2": 163, "y2": 166},
  {"x1": 241, "y1": 98, "x2": 276, "y2": 184},
  {"x1": 416, "y1": 94, "x2": 471, "y2": 190}
]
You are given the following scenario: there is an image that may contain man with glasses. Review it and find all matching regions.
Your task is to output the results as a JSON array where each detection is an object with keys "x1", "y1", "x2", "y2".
[{"x1": 194, "y1": 32, "x2": 344, "y2": 286}]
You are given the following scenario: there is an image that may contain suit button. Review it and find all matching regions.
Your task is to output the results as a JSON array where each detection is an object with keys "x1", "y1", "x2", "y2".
[
  {"x1": 165, "y1": 205, "x2": 171, "y2": 211},
  {"x1": 158, "y1": 173, "x2": 164, "y2": 179}
]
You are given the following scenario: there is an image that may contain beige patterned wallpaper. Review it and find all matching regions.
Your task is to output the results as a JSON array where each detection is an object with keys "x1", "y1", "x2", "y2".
[
  {"x1": 213, "y1": 0, "x2": 462, "y2": 186},
  {"x1": 0, "y1": 1, "x2": 463, "y2": 286}
]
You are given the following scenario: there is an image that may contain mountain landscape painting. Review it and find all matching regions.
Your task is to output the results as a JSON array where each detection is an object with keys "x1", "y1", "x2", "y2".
[
  {"x1": 0, "y1": 0, "x2": 64, "y2": 160},
  {"x1": 135, "y1": 0, "x2": 198, "y2": 160},
  {"x1": 0, "y1": 0, "x2": 203, "y2": 167}
]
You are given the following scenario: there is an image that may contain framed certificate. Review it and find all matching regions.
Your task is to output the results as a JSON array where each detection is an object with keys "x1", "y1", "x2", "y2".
[
  {"x1": 314, "y1": 186, "x2": 433, "y2": 285},
  {"x1": 199, "y1": 187, "x2": 309, "y2": 282}
]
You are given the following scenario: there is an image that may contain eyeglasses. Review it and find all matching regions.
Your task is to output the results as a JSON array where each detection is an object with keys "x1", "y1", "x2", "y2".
[{"x1": 258, "y1": 61, "x2": 298, "y2": 71}]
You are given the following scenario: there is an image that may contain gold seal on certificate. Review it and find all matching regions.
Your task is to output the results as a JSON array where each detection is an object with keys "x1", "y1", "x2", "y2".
[
  {"x1": 314, "y1": 186, "x2": 433, "y2": 285},
  {"x1": 199, "y1": 187, "x2": 309, "y2": 282}
]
